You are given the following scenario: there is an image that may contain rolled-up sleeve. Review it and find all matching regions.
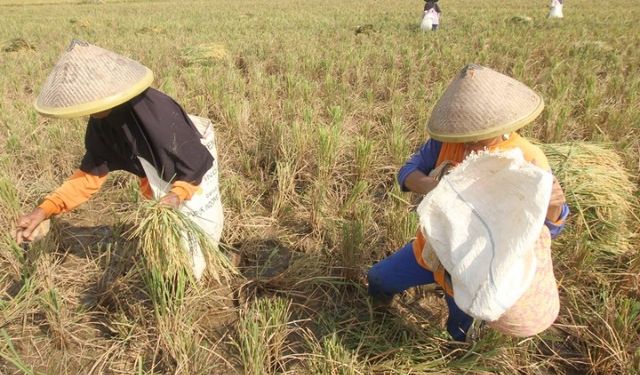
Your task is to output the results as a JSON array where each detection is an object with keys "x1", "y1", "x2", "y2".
[{"x1": 398, "y1": 140, "x2": 442, "y2": 191}]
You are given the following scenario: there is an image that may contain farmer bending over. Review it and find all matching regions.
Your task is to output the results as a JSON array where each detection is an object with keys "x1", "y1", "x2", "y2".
[
  {"x1": 14, "y1": 40, "x2": 224, "y2": 280},
  {"x1": 367, "y1": 64, "x2": 569, "y2": 342}
]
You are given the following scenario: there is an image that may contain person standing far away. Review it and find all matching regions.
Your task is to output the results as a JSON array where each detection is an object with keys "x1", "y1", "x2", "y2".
[
  {"x1": 14, "y1": 40, "x2": 227, "y2": 280},
  {"x1": 549, "y1": 0, "x2": 564, "y2": 18},
  {"x1": 423, "y1": 0, "x2": 442, "y2": 31}
]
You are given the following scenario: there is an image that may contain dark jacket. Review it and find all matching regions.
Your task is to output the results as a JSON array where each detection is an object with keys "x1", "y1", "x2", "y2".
[{"x1": 80, "y1": 88, "x2": 213, "y2": 185}]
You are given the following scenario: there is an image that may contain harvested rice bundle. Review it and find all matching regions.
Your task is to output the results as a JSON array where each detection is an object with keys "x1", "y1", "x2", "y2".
[
  {"x1": 126, "y1": 200, "x2": 236, "y2": 313},
  {"x1": 2, "y1": 37, "x2": 35, "y2": 52},
  {"x1": 541, "y1": 142, "x2": 637, "y2": 257},
  {"x1": 181, "y1": 43, "x2": 227, "y2": 66},
  {"x1": 509, "y1": 15, "x2": 533, "y2": 25}
]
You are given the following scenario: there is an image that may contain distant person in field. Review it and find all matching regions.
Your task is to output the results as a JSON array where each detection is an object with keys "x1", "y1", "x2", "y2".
[
  {"x1": 14, "y1": 40, "x2": 225, "y2": 280},
  {"x1": 549, "y1": 0, "x2": 564, "y2": 18},
  {"x1": 423, "y1": 0, "x2": 441, "y2": 30},
  {"x1": 367, "y1": 64, "x2": 570, "y2": 342}
]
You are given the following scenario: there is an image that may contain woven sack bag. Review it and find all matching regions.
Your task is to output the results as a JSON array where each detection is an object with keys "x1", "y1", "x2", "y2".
[{"x1": 488, "y1": 226, "x2": 559, "y2": 336}]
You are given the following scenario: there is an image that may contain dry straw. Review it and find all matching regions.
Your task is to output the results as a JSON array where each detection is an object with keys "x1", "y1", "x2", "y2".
[
  {"x1": 541, "y1": 142, "x2": 637, "y2": 257},
  {"x1": 125, "y1": 200, "x2": 237, "y2": 313}
]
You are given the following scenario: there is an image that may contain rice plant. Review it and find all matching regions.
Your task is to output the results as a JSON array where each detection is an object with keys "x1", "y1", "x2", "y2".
[
  {"x1": 0, "y1": 177, "x2": 20, "y2": 218},
  {"x1": 153, "y1": 311, "x2": 227, "y2": 375},
  {"x1": 303, "y1": 332, "x2": 366, "y2": 375},
  {"x1": 317, "y1": 123, "x2": 341, "y2": 180},
  {"x1": 232, "y1": 297, "x2": 292, "y2": 374},
  {"x1": 0, "y1": 329, "x2": 38, "y2": 375},
  {"x1": 37, "y1": 287, "x2": 73, "y2": 350},
  {"x1": 353, "y1": 136, "x2": 375, "y2": 180}
]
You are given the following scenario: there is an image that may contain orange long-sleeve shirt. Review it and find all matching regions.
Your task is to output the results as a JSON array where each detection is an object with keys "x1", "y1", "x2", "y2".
[{"x1": 38, "y1": 169, "x2": 200, "y2": 217}]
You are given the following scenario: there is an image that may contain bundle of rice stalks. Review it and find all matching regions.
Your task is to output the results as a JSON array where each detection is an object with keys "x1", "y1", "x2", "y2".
[
  {"x1": 68, "y1": 18, "x2": 91, "y2": 28},
  {"x1": 2, "y1": 38, "x2": 35, "y2": 53},
  {"x1": 181, "y1": 43, "x2": 228, "y2": 66},
  {"x1": 508, "y1": 15, "x2": 533, "y2": 25},
  {"x1": 570, "y1": 40, "x2": 612, "y2": 54},
  {"x1": 541, "y1": 142, "x2": 637, "y2": 258},
  {"x1": 354, "y1": 24, "x2": 374, "y2": 35},
  {"x1": 125, "y1": 201, "x2": 236, "y2": 314},
  {"x1": 136, "y1": 26, "x2": 165, "y2": 35}
]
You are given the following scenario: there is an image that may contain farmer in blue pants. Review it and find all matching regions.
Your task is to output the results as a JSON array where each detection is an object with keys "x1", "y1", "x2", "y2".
[{"x1": 367, "y1": 64, "x2": 570, "y2": 342}]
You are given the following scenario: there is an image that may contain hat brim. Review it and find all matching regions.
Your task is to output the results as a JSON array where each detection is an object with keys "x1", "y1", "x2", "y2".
[
  {"x1": 34, "y1": 68, "x2": 153, "y2": 118},
  {"x1": 427, "y1": 97, "x2": 544, "y2": 143}
]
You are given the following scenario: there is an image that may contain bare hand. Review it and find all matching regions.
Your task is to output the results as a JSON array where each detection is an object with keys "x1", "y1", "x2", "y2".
[
  {"x1": 159, "y1": 192, "x2": 181, "y2": 209},
  {"x1": 15, "y1": 208, "x2": 48, "y2": 244},
  {"x1": 428, "y1": 161, "x2": 454, "y2": 181},
  {"x1": 405, "y1": 171, "x2": 439, "y2": 196},
  {"x1": 546, "y1": 177, "x2": 566, "y2": 221},
  {"x1": 550, "y1": 177, "x2": 565, "y2": 206}
]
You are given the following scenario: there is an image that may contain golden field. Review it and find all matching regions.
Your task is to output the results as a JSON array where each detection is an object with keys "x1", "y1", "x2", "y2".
[{"x1": 0, "y1": 0, "x2": 638, "y2": 373}]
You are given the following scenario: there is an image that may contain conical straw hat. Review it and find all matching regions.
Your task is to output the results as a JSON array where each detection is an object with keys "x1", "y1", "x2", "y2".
[
  {"x1": 427, "y1": 64, "x2": 544, "y2": 142},
  {"x1": 488, "y1": 226, "x2": 560, "y2": 337},
  {"x1": 35, "y1": 40, "x2": 153, "y2": 118}
]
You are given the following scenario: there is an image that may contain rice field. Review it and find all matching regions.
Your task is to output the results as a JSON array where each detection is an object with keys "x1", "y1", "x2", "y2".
[{"x1": 1, "y1": 0, "x2": 639, "y2": 374}]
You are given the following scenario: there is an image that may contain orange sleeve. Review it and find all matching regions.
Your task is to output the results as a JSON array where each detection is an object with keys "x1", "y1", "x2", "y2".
[
  {"x1": 170, "y1": 181, "x2": 201, "y2": 202},
  {"x1": 38, "y1": 170, "x2": 107, "y2": 217}
]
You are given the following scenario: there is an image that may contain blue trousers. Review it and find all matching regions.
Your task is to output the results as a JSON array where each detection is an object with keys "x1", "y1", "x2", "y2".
[{"x1": 367, "y1": 241, "x2": 473, "y2": 341}]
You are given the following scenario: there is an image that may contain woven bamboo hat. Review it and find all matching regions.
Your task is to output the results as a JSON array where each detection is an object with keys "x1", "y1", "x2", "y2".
[
  {"x1": 427, "y1": 64, "x2": 544, "y2": 142},
  {"x1": 35, "y1": 40, "x2": 153, "y2": 118}
]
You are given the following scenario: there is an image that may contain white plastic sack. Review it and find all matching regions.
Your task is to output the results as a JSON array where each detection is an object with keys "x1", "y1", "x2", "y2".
[
  {"x1": 138, "y1": 114, "x2": 224, "y2": 281},
  {"x1": 420, "y1": 12, "x2": 434, "y2": 31},
  {"x1": 417, "y1": 149, "x2": 553, "y2": 321}
]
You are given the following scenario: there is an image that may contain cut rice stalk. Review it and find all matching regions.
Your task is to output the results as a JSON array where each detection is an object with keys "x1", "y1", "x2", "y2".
[{"x1": 125, "y1": 200, "x2": 237, "y2": 313}]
